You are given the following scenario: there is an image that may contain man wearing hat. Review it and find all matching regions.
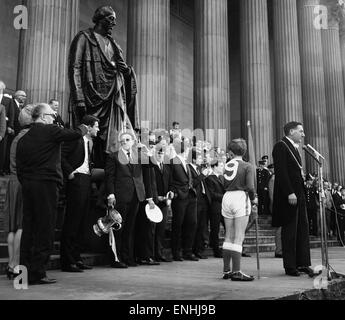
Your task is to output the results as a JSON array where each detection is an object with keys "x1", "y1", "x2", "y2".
[{"x1": 256, "y1": 158, "x2": 271, "y2": 215}]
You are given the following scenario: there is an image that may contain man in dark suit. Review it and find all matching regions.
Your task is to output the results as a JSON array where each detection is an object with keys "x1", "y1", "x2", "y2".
[
  {"x1": 105, "y1": 132, "x2": 153, "y2": 268},
  {"x1": 0, "y1": 81, "x2": 16, "y2": 175},
  {"x1": 189, "y1": 148, "x2": 211, "y2": 259},
  {"x1": 257, "y1": 159, "x2": 271, "y2": 215},
  {"x1": 17, "y1": 103, "x2": 86, "y2": 285},
  {"x1": 272, "y1": 121, "x2": 316, "y2": 277},
  {"x1": 169, "y1": 138, "x2": 198, "y2": 261},
  {"x1": 205, "y1": 160, "x2": 225, "y2": 258},
  {"x1": 60, "y1": 115, "x2": 99, "y2": 272},
  {"x1": 152, "y1": 148, "x2": 173, "y2": 262},
  {"x1": 333, "y1": 187, "x2": 345, "y2": 244},
  {"x1": 49, "y1": 99, "x2": 65, "y2": 128}
]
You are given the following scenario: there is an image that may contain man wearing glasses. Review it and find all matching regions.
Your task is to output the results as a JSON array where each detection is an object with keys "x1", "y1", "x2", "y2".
[
  {"x1": 16, "y1": 103, "x2": 87, "y2": 285},
  {"x1": 105, "y1": 132, "x2": 154, "y2": 268}
]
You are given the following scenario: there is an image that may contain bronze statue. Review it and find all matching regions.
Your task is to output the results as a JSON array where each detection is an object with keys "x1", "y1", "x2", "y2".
[{"x1": 68, "y1": 6, "x2": 139, "y2": 167}]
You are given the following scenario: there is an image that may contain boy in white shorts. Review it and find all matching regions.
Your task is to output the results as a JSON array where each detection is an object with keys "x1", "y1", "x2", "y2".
[{"x1": 221, "y1": 139, "x2": 257, "y2": 281}]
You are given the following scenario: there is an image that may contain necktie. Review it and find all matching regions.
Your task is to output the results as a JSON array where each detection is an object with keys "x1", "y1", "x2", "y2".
[
  {"x1": 127, "y1": 152, "x2": 131, "y2": 163},
  {"x1": 160, "y1": 163, "x2": 164, "y2": 173}
]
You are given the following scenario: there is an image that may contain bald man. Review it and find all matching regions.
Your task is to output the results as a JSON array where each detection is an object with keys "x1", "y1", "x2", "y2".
[{"x1": 17, "y1": 103, "x2": 87, "y2": 285}]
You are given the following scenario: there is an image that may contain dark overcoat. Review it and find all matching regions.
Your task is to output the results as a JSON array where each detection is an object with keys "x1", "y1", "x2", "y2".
[{"x1": 272, "y1": 137, "x2": 306, "y2": 227}]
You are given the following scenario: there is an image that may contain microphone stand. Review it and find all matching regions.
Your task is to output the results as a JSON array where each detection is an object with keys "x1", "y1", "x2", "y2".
[{"x1": 303, "y1": 146, "x2": 344, "y2": 281}]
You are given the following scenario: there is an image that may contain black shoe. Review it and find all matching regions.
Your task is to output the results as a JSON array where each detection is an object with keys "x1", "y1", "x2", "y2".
[
  {"x1": 110, "y1": 261, "x2": 128, "y2": 269},
  {"x1": 156, "y1": 256, "x2": 172, "y2": 263},
  {"x1": 76, "y1": 261, "x2": 93, "y2": 270},
  {"x1": 173, "y1": 256, "x2": 184, "y2": 262},
  {"x1": 5, "y1": 266, "x2": 19, "y2": 280},
  {"x1": 285, "y1": 268, "x2": 300, "y2": 277},
  {"x1": 125, "y1": 261, "x2": 138, "y2": 267},
  {"x1": 214, "y1": 251, "x2": 223, "y2": 258},
  {"x1": 242, "y1": 253, "x2": 251, "y2": 258},
  {"x1": 29, "y1": 277, "x2": 57, "y2": 285},
  {"x1": 138, "y1": 258, "x2": 160, "y2": 266},
  {"x1": 195, "y1": 253, "x2": 208, "y2": 259},
  {"x1": 61, "y1": 264, "x2": 84, "y2": 273},
  {"x1": 298, "y1": 267, "x2": 320, "y2": 278},
  {"x1": 231, "y1": 271, "x2": 255, "y2": 281},
  {"x1": 183, "y1": 254, "x2": 199, "y2": 261},
  {"x1": 222, "y1": 271, "x2": 233, "y2": 280},
  {"x1": 275, "y1": 253, "x2": 283, "y2": 258}
]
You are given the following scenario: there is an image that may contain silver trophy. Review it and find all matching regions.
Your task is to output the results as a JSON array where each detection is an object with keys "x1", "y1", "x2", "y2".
[{"x1": 93, "y1": 206, "x2": 122, "y2": 237}]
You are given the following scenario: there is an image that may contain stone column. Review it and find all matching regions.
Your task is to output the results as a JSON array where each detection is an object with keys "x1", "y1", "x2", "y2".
[
  {"x1": 19, "y1": 0, "x2": 79, "y2": 122},
  {"x1": 272, "y1": 0, "x2": 303, "y2": 138},
  {"x1": 321, "y1": 0, "x2": 345, "y2": 183},
  {"x1": 339, "y1": 5, "x2": 345, "y2": 98},
  {"x1": 240, "y1": 0, "x2": 273, "y2": 159},
  {"x1": 194, "y1": 0, "x2": 230, "y2": 145},
  {"x1": 297, "y1": 0, "x2": 330, "y2": 178},
  {"x1": 127, "y1": 0, "x2": 170, "y2": 130}
]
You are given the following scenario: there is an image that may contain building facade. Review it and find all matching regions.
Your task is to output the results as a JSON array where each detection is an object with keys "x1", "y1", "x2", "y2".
[{"x1": 1, "y1": 0, "x2": 345, "y2": 182}]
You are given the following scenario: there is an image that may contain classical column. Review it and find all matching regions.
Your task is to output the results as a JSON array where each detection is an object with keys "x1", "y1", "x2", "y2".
[
  {"x1": 339, "y1": 5, "x2": 345, "y2": 97},
  {"x1": 127, "y1": 0, "x2": 169, "y2": 130},
  {"x1": 240, "y1": 0, "x2": 273, "y2": 159},
  {"x1": 321, "y1": 0, "x2": 345, "y2": 183},
  {"x1": 272, "y1": 0, "x2": 303, "y2": 138},
  {"x1": 297, "y1": 0, "x2": 330, "y2": 178},
  {"x1": 194, "y1": 0, "x2": 230, "y2": 145},
  {"x1": 19, "y1": 0, "x2": 79, "y2": 121}
]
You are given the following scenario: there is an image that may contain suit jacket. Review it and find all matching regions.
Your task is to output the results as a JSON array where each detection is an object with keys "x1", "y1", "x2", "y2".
[
  {"x1": 153, "y1": 162, "x2": 171, "y2": 197},
  {"x1": 189, "y1": 164, "x2": 211, "y2": 203},
  {"x1": 105, "y1": 149, "x2": 146, "y2": 203},
  {"x1": 169, "y1": 157, "x2": 196, "y2": 200},
  {"x1": 12, "y1": 99, "x2": 22, "y2": 134},
  {"x1": 0, "y1": 96, "x2": 15, "y2": 131},
  {"x1": 206, "y1": 174, "x2": 225, "y2": 207},
  {"x1": 333, "y1": 193, "x2": 345, "y2": 215},
  {"x1": 54, "y1": 114, "x2": 65, "y2": 128},
  {"x1": 0, "y1": 105, "x2": 5, "y2": 138},
  {"x1": 61, "y1": 131, "x2": 94, "y2": 178},
  {"x1": 272, "y1": 136, "x2": 306, "y2": 227}
]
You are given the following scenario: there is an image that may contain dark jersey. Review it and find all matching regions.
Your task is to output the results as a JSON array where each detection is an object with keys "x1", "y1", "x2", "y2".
[{"x1": 223, "y1": 159, "x2": 256, "y2": 201}]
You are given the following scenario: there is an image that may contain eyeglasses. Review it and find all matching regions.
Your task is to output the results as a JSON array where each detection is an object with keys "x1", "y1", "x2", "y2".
[{"x1": 120, "y1": 138, "x2": 132, "y2": 143}]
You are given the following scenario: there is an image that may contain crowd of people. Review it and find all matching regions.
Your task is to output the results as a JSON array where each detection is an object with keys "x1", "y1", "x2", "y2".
[{"x1": 1, "y1": 82, "x2": 345, "y2": 285}]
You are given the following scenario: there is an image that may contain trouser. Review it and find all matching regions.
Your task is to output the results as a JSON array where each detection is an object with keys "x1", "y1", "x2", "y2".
[
  {"x1": 171, "y1": 193, "x2": 197, "y2": 257},
  {"x1": 209, "y1": 203, "x2": 223, "y2": 253},
  {"x1": 258, "y1": 188, "x2": 269, "y2": 215},
  {"x1": 337, "y1": 216, "x2": 345, "y2": 244},
  {"x1": 275, "y1": 227, "x2": 282, "y2": 255},
  {"x1": 60, "y1": 174, "x2": 91, "y2": 267},
  {"x1": 193, "y1": 194, "x2": 209, "y2": 254},
  {"x1": 109, "y1": 193, "x2": 139, "y2": 263},
  {"x1": 20, "y1": 180, "x2": 58, "y2": 282},
  {"x1": 307, "y1": 206, "x2": 318, "y2": 236},
  {"x1": 0, "y1": 133, "x2": 11, "y2": 174},
  {"x1": 281, "y1": 205, "x2": 311, "y2": 270},
  {"x1": 155, "y1": 204, "x2": 169, "y2": 259},
  {"x1": 134, "y1": 202, "x2": 155, "y2": 260}
]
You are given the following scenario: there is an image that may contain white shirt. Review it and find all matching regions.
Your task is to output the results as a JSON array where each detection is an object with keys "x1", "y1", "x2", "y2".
[
  {"x1": 286, "y1": 136, "x2": 300, "y2": 150},
  {"x1": 190, "y1": 163, "x2": 206, "y2": 194},
  {"x1": 121, "y1": 148, "x2": 132, "y2": 162},
  {"x1": 75, "y1": 136, "x2": 91, "y2": 175}
]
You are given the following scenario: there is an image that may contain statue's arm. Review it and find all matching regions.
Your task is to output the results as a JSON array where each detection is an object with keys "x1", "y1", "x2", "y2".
[
  {"x1": 114, "y1": 44, "x2": 131, "y2": 76},
  {"x1": 68, "y1": 33, "x2": 87, "y2": 116}
]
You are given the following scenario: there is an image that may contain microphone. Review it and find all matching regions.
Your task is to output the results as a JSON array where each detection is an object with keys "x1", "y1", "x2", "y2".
[
  {"x1": 303, "y1": 145, "x2": 322, "y2": 164},
  {"x1": 307, "y1": 144, "x2": 325, "y2": 160}
]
